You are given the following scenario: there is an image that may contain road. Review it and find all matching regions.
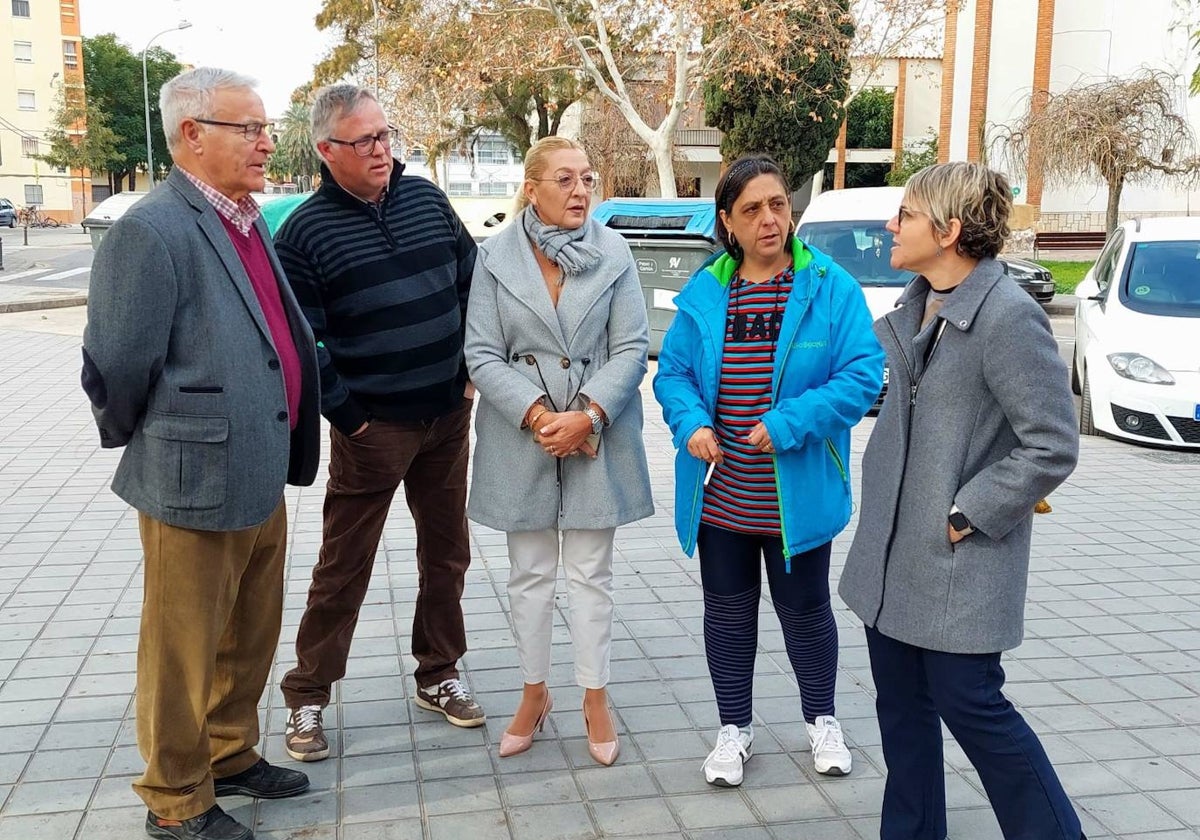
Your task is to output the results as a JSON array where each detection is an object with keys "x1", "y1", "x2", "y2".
[{"x1": 0, "y1": 226, "x2": 93, "y2": 290}]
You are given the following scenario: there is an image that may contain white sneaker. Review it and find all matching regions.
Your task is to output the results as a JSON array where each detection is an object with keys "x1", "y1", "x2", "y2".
[
  {"x1": 702, "y1": 724, "x2": 753, "y2": 786},
  {"x1": 806, "y1": 715, "x2": 852, "y2": 776}
]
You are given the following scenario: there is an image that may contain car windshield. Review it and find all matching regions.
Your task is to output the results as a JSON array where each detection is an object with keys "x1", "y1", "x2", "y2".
[
  {"x1": 797, "y1": 221, "x2": 916, "y2": 287},
  {"x1": 1120, "y1": 240, "x2": 1200, "y2": 318}
]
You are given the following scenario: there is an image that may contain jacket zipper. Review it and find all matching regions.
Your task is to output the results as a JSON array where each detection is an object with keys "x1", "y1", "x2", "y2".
[
  {"x1": 681, "y1": 300, "x2": 719, "y2": 554},
  {"x1": 769, "y1": 282, "x2": 814, "y2": 570},
  {"x1": 825, "y1": 438, "x2": 848, "y2": 484}
]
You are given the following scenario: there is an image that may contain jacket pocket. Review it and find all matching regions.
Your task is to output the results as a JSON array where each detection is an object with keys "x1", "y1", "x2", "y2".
[
  {"x1": 143, "y1": 411, "x2": 229, "y2": 510},
  {"x1": 825, "y1": 438, "x2": 850, "y2": 490}
]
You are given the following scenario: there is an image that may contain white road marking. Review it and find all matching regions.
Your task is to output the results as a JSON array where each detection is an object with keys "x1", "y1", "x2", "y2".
[
  {"x1": 37, "y1": 266, "x2": 90, "y2": 282},
  {"x1": 0, "y1": 267, "x2": 53, "y2": 283}
]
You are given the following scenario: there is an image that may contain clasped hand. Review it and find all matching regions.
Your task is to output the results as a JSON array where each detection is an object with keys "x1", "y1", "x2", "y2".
[{"x1": 534, "y1": 411, "x2": 597, "y2": 459}]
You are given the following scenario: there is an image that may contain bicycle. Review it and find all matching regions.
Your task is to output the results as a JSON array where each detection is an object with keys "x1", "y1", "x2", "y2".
[{"x1": 18, "y1": 206, "x2": 65, "y2": 228}]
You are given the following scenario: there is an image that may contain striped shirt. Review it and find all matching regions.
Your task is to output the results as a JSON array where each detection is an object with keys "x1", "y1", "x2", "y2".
[
  {"x1": 701, "y1": 265, "x2": 794, "y2": 535},
  {"x1": 274, "y1": 162, "x2": 476, "y2": 433}
]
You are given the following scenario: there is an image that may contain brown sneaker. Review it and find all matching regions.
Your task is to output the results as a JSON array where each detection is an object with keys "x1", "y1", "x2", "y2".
[
  {"x1": 284, "y1": 705, "x2": 329, "y2": 761},
  {"x1": 415, "y1": 678, "x2": 486, "y2": 728}
]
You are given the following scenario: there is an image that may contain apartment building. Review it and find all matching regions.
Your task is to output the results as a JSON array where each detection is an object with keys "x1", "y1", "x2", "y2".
[{"x1": 0, "y1": 0, "x2": 87, "y2": 222}]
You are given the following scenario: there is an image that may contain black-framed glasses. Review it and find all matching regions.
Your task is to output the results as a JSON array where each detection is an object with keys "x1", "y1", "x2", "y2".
[
  {"x1": 532, "y1": 172, "x2": 600, "y2": 193},
  {"x1": 897, "y1": 205, "x2": 927, "y2": 225},
  {"x1": 193, "y1": 118, "x2": 274, "y2": 142},
  {"x1": 327, "y1": 127, "x2": 398, "y2": 157}
]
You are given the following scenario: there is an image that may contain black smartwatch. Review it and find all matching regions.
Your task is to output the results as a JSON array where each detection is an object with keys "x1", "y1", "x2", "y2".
[{"x1": 948, "y1": 506, "x2": 974, "y2": 536}]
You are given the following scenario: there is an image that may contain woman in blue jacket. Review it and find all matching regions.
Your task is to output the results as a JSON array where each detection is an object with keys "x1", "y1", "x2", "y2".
[{"x1": 653, "y1": 155, "x2": 882, "y2": 787}]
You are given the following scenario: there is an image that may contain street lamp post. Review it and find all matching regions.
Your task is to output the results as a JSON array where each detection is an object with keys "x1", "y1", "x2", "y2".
[{"x1": 142, "y1": 20, "x2": 191, "y2": 188}]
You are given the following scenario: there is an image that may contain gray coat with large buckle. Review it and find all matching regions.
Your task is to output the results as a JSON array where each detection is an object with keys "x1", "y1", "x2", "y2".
[{"x1": 838, "y1": 258, "x2": 1078, "y2": 653}]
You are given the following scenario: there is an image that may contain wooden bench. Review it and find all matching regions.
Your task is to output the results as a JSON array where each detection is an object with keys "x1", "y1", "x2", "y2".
[{"x1": 1033, "y1": 230, "x2": 1108, "y2": 259}]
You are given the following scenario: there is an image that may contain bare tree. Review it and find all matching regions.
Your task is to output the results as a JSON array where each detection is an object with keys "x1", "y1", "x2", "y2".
[{"x1": 998, "y1": 70, "x2": 1199, "y2": 233}]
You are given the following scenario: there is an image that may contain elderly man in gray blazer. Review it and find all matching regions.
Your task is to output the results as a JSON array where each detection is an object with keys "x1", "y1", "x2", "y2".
[{"x1": 82, "y1": 67, "x2": 320, "y2": 840}]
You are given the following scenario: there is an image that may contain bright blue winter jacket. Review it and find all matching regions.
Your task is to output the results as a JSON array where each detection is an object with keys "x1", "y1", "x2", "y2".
[{"x1": 652, "y1": 237, "x2": 884, "y2": 565}]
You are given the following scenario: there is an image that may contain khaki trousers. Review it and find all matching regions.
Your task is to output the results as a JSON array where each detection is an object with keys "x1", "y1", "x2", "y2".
[{"x1": 132, "y1": 501, "x2": 287, "y2": 819}]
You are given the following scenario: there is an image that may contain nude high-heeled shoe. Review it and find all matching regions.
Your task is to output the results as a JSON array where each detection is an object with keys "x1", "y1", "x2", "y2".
[
  {"x1": 583, "y1": 705, "x2": 619, "y2": 766},
  {"x1": 499, "y1": 693, "x2": 553, "y2": 758}
]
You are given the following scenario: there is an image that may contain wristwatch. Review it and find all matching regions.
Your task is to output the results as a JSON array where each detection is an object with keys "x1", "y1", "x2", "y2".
[
  {"x1": 584, "y1": 406, "x2": 604, "y2": 435},
  {"x1": 948, "y1": 505, "x2": 975, "y2": 536}
]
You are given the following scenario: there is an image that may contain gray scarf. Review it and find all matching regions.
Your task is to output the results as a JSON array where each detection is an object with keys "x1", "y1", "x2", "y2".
[{"x1": 521, "y1": 206, "x2": 603, "y2": 279}]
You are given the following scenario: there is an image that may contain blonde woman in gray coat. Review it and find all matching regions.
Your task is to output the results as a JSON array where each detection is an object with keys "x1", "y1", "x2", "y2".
[
  {"x1": 839, "y1": 162, "x2": 1084, "y2": 840},
  {"x1": 464, "y1": 137, "x2": 653, "y2": 766}
]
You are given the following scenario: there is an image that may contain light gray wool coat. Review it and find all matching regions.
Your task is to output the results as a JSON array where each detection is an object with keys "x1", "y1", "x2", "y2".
[
  {"x1": 839, "y1": 258, "x2": 1079, "y2": 653},
  {"x1": 464, "y1": 216, "x2": 654, "y2": 532}
]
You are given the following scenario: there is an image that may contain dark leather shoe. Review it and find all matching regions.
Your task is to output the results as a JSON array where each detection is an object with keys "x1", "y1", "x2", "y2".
[
  {"x1": 213, "y1": 758, "x2": 309, "y2": 799},
  {"x1": 145, "y1": 805, "x2": 253, "y2": 840}
]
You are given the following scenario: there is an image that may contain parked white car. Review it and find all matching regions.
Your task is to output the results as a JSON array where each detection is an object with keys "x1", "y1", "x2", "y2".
[{"x1": 1072, "y1": 217, "x2": 1200, "y2": 448}]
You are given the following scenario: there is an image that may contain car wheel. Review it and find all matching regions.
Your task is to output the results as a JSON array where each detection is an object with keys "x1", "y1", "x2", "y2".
[
  {"x1": 1079, "y1": 366, "x2": 1097, "y2": 436},
  {"x1": 1070, "y1": 352, "x2": 1081, "y2": 395}
]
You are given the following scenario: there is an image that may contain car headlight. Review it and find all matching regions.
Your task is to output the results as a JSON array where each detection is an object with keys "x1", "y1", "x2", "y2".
[{"x1": 1107, "y1": 353, "x2": 1175, "y2": 385}]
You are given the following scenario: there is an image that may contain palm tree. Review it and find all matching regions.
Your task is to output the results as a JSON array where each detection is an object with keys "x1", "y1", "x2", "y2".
[{"x1": 268, "y1": 101, "x2": 323, "y2": 186}]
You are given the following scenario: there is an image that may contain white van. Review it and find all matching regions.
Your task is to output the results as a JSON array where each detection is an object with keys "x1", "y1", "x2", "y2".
[{"x1": 797, "y1": 186, "x2": 1054, "y2": 321}]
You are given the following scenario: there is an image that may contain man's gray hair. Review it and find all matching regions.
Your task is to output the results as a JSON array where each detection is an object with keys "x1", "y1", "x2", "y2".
[
  {"x1": 310, "y1": 84, "x2": 378, "y2": 147},
  {"x1": 160, "y1": 67, "x2": 258, "y2": 154}
]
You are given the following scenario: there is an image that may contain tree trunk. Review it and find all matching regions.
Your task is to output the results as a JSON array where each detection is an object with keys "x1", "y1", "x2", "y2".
[
  {"x1": 1105, "y1": 176, "x2": 1123, "y2": 233},
  {"x1": 651, "y1": 139, "x2": 677, "y2": 198}
]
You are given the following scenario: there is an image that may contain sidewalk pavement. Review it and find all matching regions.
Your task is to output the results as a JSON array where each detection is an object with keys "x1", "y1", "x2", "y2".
[{"x1": 1, "y1": 324, "x2": 1199, "y2": 840}]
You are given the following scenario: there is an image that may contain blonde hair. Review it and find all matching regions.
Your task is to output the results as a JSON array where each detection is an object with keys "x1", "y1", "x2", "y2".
[
  {"x1": 516, "y1": 136, "x2": 588, "y2": 211},
  {"x1": 904, "y1": 161, "x2": 1012, "y2": 260}
]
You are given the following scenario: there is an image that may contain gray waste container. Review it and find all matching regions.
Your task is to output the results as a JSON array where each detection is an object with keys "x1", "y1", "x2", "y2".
[{"x1": 591, "y1": 199, "x2": 720, "y2": 356}]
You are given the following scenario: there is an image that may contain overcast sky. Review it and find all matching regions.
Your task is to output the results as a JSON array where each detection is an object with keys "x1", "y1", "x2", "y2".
[{"x1": 80, "y1": 0, "x2": 335, "y2": 116}]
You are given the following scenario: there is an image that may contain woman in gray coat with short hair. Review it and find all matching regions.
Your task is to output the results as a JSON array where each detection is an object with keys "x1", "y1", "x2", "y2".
[
  {"x1": 839, "y1": 162, "x2": 1085, "y2": 840},
  {"x1": 465, "y1": 137, "x2": 653, "y2": 767}
]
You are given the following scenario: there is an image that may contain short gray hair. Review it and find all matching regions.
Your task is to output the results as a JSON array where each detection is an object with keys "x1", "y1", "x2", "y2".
[
  {"x1": 310, "y1": 84, "x2": 378, "y2": 146},
  {"x1": 904, "y1": 161, "x2": 1012, "y2": 260},
  {"x1": 160, "y1": 67, "x2": 258, "y2": 154}
]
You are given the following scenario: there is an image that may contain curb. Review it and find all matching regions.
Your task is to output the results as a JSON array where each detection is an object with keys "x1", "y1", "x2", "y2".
[
  {"x1": 1043, "y1": 295, "x2": 1077, "y2": 317},
  {"x1": 0, "y1": 294, "x2": 87, "y2": 314}
]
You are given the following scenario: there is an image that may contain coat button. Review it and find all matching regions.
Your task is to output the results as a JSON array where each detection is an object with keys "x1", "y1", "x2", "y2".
[
  {"x1": 959, "y1": 320, "x2": 967, "y2": 328},
  {"x1": 268, "y1": 359, "x2": 280, "y2": 370},
  {"x1": 277, "y1": 411, "x2": 288, "y2": 422},
  {"x1": 560, "y1": 357, "x2": 571, "y2": 369}
]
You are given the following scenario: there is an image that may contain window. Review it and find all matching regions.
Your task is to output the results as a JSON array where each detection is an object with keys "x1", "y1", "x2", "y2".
[
  {"x1": 1092, "y1": 230, "x2": 1124, "y2": 294},
  {"x1": 62, "y1": 40, "x2": 77, "y2": 69},
  {"x1": 447, "y1": 182, "x2": 472, "y2": 196},
  {"x1": 17, "y1": 89, "x2": 35, "y2": 110},
  {"x1": 12, "y1": 0, "x2": 30, "y2": 16},
  {"x1": 21, "y1": 137, "x2": 37, "y2": 157},
  {"x1": 24, "y1": 184, "x2": 44, "y2": 205},
  {"x1": 406, "y1": 147, "x2": 426, "y2": 163},
  {"x1": 14, "y1": 40, "x2": 32, "y2": 62},
  {"x1": 475, "y1": 137, "x2": 511, "y2": 166},
  {"x1": 447, "y1": 149, "x2": 469, "y2": 165},
  {"x1": 479, "y1": 181, "x2": 511, "y2": 197}
]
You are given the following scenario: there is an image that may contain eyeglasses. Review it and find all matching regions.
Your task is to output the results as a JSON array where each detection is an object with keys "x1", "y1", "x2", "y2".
[
  {"x1": 897, "y1": 205, "x2": 927, "y2": 225},
  {"x1": 532, "y1": 172, "x2": 600, "y2": 193},
  {"x1": 193, "y1": 118, "x2": 274, "y2": 142},
  {"x1": 326, "y1": 127, "x2": 398, "y2": 157}
]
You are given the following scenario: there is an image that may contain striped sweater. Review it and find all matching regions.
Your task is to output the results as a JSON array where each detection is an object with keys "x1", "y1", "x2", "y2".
[{"x1": 274, "y1": 162, "x2": 476, "y2": 433}]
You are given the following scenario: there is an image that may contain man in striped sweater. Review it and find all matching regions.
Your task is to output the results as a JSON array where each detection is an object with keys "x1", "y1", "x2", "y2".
[{"x1": 273, "y1": 84, "x2": 483, "y2": 762}]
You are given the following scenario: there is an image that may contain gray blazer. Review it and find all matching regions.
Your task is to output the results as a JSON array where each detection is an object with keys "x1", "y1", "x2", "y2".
[
  {"x1": 465, "y1": 217, "x2": 654, "y2": 532},
  {"x1": 839, "y1": 259, "x2": 1078, "y2": 653},
  {"x1": 82, "y1": 168, "x2": 321, "y2": 531}
]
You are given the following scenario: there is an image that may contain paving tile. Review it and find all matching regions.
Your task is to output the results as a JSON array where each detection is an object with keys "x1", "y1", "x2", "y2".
[
  {"x1": 0, "y1": 810, "x2": 84, "y2": 840},
  {"x1": 1076, "y1": 791, "x2": 1185, "y2": 834},
  {"x1": 420, "y1": 775, "x2": 501, "y2": 816},
  {"x1": 508, "y1": 802, "x2": 597, "y2": 840},
  {"x1": 591, "y1": 796, "x2": 679, "y2": 835},
  {"x1": 427, "y1": 809, "x2": 512, "y2": 840},
  {"x1": 2, "y1": 776, "x2": 95, "y2": 815},
  {"x1": 341, "y1": 782, "x2": 421, "y2": 824},
  {"x1": 669, "y1": 791, "x2": 760, "y2": 829}
]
